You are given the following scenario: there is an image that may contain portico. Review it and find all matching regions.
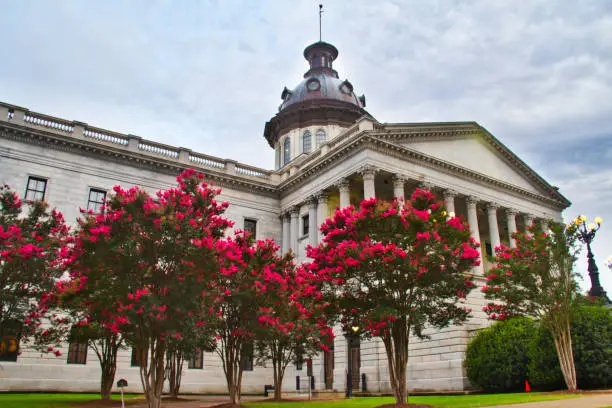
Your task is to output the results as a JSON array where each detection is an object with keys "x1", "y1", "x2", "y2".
[{"x1": 278, "y1": 161, "x2": 550, "y2": 268}]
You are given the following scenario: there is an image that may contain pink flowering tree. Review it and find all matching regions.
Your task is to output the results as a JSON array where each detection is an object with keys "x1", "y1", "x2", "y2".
[
  {"x1": 482, "y1": 222, "x2": 580, "y2": 391},
  {"x1": 41, "y1": 170, "x2": 231, "y2": 408},
  {"x1": 307, "y1": 191, "x2": 480, "y2": 405},
  {"x1": 210, "y1": 234, "x2": 306, "y2": 405},
  {"x1": 0, "y1": 185, "x2": 70, "y2": 361},
  {"x1": 254, "y1": 263, "x2": 335, "y2": 401}
]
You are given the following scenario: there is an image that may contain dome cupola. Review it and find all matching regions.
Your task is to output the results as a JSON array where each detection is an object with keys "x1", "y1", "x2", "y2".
[{"x1": 264, "y1": 41, "x2": 369, "y2": 148}]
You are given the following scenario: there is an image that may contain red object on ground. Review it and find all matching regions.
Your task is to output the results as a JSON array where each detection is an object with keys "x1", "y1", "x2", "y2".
[{"x1": 525, "y1": 380, "x2": 531, "y2": 392}]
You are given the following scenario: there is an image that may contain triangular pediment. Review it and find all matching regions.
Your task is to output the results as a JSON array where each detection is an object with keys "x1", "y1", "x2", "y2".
[
  {"x1": 371, "y1": 123, "x2": 568, "y2": 205},
  {"x1": 403, "y1": 136, "x2": 541, "y2": 193}
]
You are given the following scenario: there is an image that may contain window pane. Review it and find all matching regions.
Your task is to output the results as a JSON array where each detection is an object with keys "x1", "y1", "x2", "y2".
[
  {"x1": 188, "y1": 348, "x2": 203, "y2": 369},
  {"x1": 131, "y1": 346, "x2": 148, "y2": 367},
  {"x1": 88, "y1": 189, "x2": 106, "y2": 212},
  {"x1": 283, "y1": 138, "x2": 291, "y2": 165},
  {"x1": 302, "y1": 215, "x2": 309, "y2": 236},
  {"x1": 25, "y1": 190, "x2": 36, "y2": 201},
  {"x1": 242, "y1": 343, "x2": 254, "y2": 371},
  {"x1": 244, "y1": 219, "x2": 257, "y2": 236},
  {"x1": 67, "y1": 342, "x2": 87, "y2": 364},
  {"x1": 25, "y1": 177, "x2": 47, "y2": 201},
  {"x1": 316, "y1": 129, "x2": 327, "y2": 146},
  {"x1": 303, "y1": 131, "x2": 312, "y2": 154}
]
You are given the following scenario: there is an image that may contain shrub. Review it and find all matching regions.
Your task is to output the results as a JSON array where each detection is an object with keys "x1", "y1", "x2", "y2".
[
  {"x1": 529, "y1": 304, "x2": 612, "y2": 390},
  {"x1": 465, "y1": 317, "x2": 537, "y2": 392}
]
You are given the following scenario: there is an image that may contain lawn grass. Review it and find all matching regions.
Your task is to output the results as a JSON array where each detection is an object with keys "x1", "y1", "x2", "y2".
[
  {"x1": 0, "y1": 393, "x2": 140, "y2": 408},
  {"x1": 245, "y1": 392, "x2": 581, "y2": 408},
  {"x1": 0, "y1": 392, "x2": 583, "y2": 408}
]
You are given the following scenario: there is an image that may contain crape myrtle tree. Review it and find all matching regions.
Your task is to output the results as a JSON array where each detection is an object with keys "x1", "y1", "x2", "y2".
[
  {"x1": 210, "y1": 234, "x2": 312, "y2": 405},
  {"x1": 44, "y1": 170, "x2": 231, "y2": 408},
  {"x1": 307, "y1": 191, "x2": 480, "y2": 405},
  {"x1": 254, "y1": 263, "x2": 335, "y2": 401},
  {"x1": 0, "y1": 185, "x2": 70, "y2": 360},
  {"x1": 30, "y1": 206, "x2": 130, "y2": 401},
  {"x1": 165, "y1": 319, "x2": 215, "y2": 398},
  {"x1": 482, "y1": 221, "x2": 580, "y2": 391}
]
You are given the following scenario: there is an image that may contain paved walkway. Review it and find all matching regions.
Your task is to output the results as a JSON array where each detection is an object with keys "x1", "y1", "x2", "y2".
[{"x1": 484, "y1": 394, "x2": 612, "y2": 408}]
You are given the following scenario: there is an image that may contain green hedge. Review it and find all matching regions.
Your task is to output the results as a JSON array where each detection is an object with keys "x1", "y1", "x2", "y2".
[
  {"x1": 465, "y1": 317, "x2": 537, "y2": 392},
  {"x1": 465, "y1": 305, "x2": 612, "y2": 392}
]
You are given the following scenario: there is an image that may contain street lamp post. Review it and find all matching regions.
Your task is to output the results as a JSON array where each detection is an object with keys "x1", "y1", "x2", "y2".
[{"x1": 573, "y1": 215, "x2": 609, "y2": 302}]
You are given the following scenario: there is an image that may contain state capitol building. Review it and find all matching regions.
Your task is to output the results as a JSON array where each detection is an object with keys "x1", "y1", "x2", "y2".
[{"x1": 0, "y1": 39, "x2": 569, "y2": 394}]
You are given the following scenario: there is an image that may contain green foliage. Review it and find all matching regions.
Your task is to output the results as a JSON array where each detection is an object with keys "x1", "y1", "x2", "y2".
[
  {"x1": 465, "y1": 317, "x2": 537, "y2": 392},
  {"x1": 573, "y1": 304, "x2": 612, "y2": 389},
  {"x1": 530, "y1": 304, "x2": 612, "y2": 390},
  {"x1": 467, "y1": 304, "x2": 612, "y2": 392}
]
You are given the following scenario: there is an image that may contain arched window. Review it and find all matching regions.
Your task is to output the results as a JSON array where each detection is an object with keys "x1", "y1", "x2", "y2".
[
  {"x1": 302, "y1": 130, "x2": 312, "y2": 154},
  {"x1": 283, "y1": 137, "x2": 291, "y2": 166},
  {"x1": 316, "y1": 128, "x2": 327, "y2": 147}
]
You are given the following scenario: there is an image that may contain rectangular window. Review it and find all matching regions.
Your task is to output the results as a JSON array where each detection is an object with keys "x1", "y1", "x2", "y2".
[
  {"x1": 295, "y1": 354, "x2": 303, "y2": 371},
  {"x1": 67, "y1": 342, "x2": 88, "y2": 364},
  {"x1": 131, "y1": 346, "x2": 148, "y2": 367},
  {"x1": 87, "y1": 189, "x2": 106, "y2": 213},
  {"x1": 242, "y1": 343, "x2": 254, "y2": 371},
  {"x1": 244, "y1": 219, "x2": 257, "y2": 237},
  {"x1": 188, "y1": 348, "x2": 203, "y2": 369},
  {"x1": 0, "y1": 320, "x2": 21, "y2": 362},
  {"x1": 25, "y1": 176, "x2": 47, "y2": 201},
  {"x1": 302, "y1": 214, "x2": 309, "y2": 236}
]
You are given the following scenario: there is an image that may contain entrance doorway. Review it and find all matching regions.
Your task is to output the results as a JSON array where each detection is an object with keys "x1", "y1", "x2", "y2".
[{"x1": 347, "y1": 336, "x2": 360, "y2": 391}]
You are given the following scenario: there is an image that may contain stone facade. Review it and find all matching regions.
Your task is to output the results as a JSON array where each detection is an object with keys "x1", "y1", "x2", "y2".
[{"x1": 0, "y1": 41, "x2": 569, "y2": 395}]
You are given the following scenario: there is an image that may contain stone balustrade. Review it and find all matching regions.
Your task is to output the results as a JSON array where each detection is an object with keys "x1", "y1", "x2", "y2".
[{"x1": 0, "y1": 101, "x2": 274, "y2": 183}]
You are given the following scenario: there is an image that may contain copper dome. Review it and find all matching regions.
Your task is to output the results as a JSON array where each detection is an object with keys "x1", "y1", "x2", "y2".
[{"x1": 264, "y1": 41, "x2": 369, "y2": 147}]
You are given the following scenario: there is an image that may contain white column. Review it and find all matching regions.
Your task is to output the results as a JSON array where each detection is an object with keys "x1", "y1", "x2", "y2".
[
  {"x1": 361, "y1": 166, "x2": 377, "y2": 200},
  {"x1": 338, "y1": 179, "x2": 351, "y2": 209},
  {"x1": 466, "y1": 196, "x2": 484, "y2": 275},
  {"x1": 282, "y1": 212, "x2": 290, "y2": 253},
  {"x1": 487, "y1": 203, "x2": 501, "y2": 252},
  {"x1": 443, "y1": 190, "x2": 456, "y2": 214},
  {"x1": 317, "y1": 192, "x2": 329, "y2": 244},
  {"x1": 524, "y1": 214, "x2": 534, "y2": 229},
  {"x1": 506, "y1": 209, "x2": 518, "y2": 248},
  {"x1": 290, "y1": 207, "x2": 299, "y2": 255},
  {"x1": 392, "y1": 175, "x2": 405, "y2": 203},
  {"x1": 308, "y1": 197, "x2": 317, "y2": 247}
]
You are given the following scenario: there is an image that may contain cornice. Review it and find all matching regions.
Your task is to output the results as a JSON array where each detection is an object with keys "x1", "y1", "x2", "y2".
[
  {"x1": 278, "y1": 133, "x2": 569, "y2": 210},
  {"x1": 0, "y1": 124, "x2": 279, "y2": 198}
]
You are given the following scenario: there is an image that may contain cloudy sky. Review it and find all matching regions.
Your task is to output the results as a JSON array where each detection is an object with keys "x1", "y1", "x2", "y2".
[{"x1": 1, "y1": 0, "x2": 611, "y2": 294}]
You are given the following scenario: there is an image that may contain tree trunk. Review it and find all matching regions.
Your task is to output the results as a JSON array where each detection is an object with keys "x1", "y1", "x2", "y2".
[
  {"x1": 381, "y1": 317, "x2": 410, "y2": 405},
  {"x1": 271, "y1": 341, "x2": 289, "y2": 401},
  {"x1": 139, "y1": 338, "x2": 166, "y2": 408},
  {"x1": 165, "y1": 347, "x2": 184, "y2": 398},
  {"x1": 91, "y1": 334, "x2": 120, "y2": 401},
  {"x1": 100, "y1": 356, "x2": 117, "y2": 400},
  {"x1": 551, "y1": 323, "x2": 577, "y2": 392},
  {"x1": 220, "y1": 335, "x2": 243, "y2": 405}
]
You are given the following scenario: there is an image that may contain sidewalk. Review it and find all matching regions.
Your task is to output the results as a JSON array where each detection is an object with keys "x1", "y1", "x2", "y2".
[{"x1": 484, "y1": 394, "x2": 612, "y2": 408}]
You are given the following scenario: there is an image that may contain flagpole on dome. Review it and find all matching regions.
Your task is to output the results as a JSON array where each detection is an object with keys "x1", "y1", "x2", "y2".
[{"x1": 319, "y1": 4, "x2": 324, "y2": 42}]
